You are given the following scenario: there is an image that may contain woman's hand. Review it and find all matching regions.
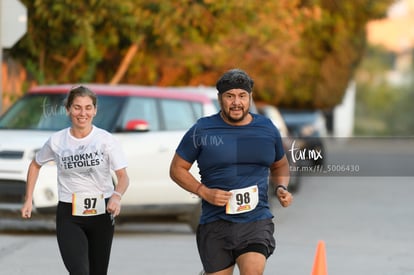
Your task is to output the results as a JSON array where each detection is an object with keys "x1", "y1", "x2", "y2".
[
  {"x1": 107, "y1": 194, "x2": 121, "y2": 217},
  {"x1": 21, "y1": 200, "x2": 33, "y2": 219}
]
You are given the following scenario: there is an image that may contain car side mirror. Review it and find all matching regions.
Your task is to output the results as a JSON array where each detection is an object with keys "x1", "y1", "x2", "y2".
[{"x1": 124, "y1": 119, "x2": 149, "y2": 132}]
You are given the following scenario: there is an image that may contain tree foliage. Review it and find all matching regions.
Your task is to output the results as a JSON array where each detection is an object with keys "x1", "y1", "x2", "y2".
[
  {"x1": 11, "y1": 0, "x2": 394, "y2": 109},
  {"x1": 355, "y1": 45, "x2": 414, "y2": 136}
]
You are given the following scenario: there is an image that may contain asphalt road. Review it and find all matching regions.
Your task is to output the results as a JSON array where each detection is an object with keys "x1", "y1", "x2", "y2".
[{"x1": 0, "y1": 138, "x2": 413, "y2": 275}]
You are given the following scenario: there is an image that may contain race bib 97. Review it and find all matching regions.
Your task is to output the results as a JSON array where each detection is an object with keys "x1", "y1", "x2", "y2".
[
  {"x1": 72, "y1": 193, "x2": 106, "y2": 216},
  {"x1": 226, "y1": 185, "x2": 259, "y2": 215}
]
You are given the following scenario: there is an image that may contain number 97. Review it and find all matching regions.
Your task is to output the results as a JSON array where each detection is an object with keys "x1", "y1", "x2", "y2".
[{"x1": 84, "y1": 198, "x2": 97, "y2": 209}]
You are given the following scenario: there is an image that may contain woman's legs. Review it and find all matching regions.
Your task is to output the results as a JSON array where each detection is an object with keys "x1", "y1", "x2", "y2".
[{"x1": 56, "y1": 202, "x2": 114, "y2": 275}]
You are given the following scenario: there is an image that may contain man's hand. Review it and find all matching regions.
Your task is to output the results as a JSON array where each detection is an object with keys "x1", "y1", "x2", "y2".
[
  {"x1": 198, "y1": 185, "x2": 232, "y2": 207},
  {"x1": 276, "y1": 187, "x2": 293, "y2": 207}
]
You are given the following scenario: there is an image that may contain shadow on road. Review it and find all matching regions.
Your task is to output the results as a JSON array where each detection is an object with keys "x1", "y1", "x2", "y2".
[{"x1": 0, "y1": 217, "x2": 193, "y2": 235}]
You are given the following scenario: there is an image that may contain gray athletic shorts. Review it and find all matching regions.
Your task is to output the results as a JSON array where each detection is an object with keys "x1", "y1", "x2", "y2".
[{"x1": 196, "y1": 218, "x2": 276, "y2": 273}]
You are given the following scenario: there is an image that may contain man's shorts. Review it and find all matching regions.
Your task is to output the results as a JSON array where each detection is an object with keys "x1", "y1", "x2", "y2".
[{"x1": 196, "y1": 218, "x2": 275, "y2": 273}]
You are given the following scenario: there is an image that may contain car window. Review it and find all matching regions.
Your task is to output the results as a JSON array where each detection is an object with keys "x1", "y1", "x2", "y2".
[
  {"x1": 121, "y1": 97, "x2": 160, "y2": 131},
  {"x1": 211, "y1": 98, "x2": 220, "y2": 111},
  {"x1": 192, "y1": 101, "x2": 204, "y2": 119},
  {"x1": 0, "y1": 94, "x2": 70, "y2": 130},
  {"x1": 0, "y1": 94, "x2": 126, "y2": 132},
  {"x1": 93, "y1": 96, "x2": 125, "y2": 132},
  {"x1": 160, "y1": 99, "x2": 200, "y2": 130}
]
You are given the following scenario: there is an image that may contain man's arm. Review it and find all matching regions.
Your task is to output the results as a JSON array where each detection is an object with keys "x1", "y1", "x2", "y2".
[
  {"x1": 169, "y1": 153, "x2": 232, "y2": 206},
  {"x1": 169, "y1": 153, "x2": 202, "y2": 195},
  {"x1": 270, "y1": 155, "x2": 293, "y2": 207}
]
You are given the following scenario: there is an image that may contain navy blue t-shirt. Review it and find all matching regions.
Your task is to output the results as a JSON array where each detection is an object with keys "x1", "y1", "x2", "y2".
[{"x1": 176, "y1": 113, "x2": 285, "y2": 224}]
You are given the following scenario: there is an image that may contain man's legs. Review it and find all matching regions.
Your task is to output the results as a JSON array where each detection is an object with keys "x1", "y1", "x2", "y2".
[
  {"x1": 197, "y1": 219, "x2": 275, "y2": 275},
  {"x1": 236, "y1": 252, "x2": 266, "y2": 275},
  {"x1": 201, "y1": 252, "x2": 266, "y2": 275},
  {"x1": 203, "y1": 265, "x2": 235, "y2": 275}
]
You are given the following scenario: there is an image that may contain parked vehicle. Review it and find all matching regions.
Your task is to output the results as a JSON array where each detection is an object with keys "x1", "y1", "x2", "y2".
[
  {"x1": 255, "y1": 102, "x2": 288, "y2": 137},
  {"x1": 0, "y1": 84, "x2": 217, "y2": 231},
  {"x1": 256, "y1": 102, "x2": 302, "y2": 193},
  {"x1": 279, "y1": 109, "x2": 327, "y2": 168}
]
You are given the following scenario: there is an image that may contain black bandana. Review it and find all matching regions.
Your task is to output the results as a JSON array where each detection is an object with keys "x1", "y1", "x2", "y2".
[{"x1": 216, "y1": 69, "x2": 254, "y2": 94}]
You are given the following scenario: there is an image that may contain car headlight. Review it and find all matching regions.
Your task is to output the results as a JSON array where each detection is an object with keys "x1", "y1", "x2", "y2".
[{"x1": 44, "y1": 188, "x2": 55, "y2": 201}]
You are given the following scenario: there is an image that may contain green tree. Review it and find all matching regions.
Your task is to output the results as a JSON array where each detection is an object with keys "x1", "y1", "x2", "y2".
[{"x1": 355, "y1": 45, "x2": 414, "y2": 136}]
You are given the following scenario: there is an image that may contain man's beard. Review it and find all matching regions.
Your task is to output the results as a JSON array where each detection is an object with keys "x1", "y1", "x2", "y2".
[{"x1": 221, "y1": 108, "x2": 249, "y2": 123}]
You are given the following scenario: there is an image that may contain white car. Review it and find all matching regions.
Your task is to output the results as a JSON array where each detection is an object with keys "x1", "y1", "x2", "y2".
[
  {"x1": 256, "y1": 102, "x2": 302, "y2": 193},
  {"x1": 0, "y1": 84, "x2": 217, "y2": 231}
]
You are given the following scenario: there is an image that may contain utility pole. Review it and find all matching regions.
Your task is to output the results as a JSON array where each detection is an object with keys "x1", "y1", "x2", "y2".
[{"x1": 0, "y1": 0, "x2": 3, "y2": 113}]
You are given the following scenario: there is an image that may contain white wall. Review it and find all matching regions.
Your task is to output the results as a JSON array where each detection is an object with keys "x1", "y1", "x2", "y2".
[{"x1": 333, "y1": 80, "x2": 356, "y2": 137}]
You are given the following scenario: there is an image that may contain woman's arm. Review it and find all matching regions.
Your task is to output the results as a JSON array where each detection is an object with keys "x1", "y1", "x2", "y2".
[
  {"x1": 21, "y1": 160, "x2": 42, "y2": 218},
  {"x1": 107, "y1": 168, "x2": 129, "y2": 217}
]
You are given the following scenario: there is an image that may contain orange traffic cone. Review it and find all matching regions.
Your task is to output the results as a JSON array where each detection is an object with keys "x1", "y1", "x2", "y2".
[{"x1": 311, "y1": 240, "x2": 328, "y2": 275}]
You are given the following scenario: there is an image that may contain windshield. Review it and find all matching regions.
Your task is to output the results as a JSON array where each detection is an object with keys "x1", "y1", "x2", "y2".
[
  {"x1": 0, "y1": 94, "x2": 125, "y2": 132},
  {"x1": 280, "y1": 109, "x2": 320, "y2": 126}
]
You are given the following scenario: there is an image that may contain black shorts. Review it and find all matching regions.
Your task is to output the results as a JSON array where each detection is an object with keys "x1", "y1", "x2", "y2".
[{"x1": 196, "y1": 218, "x2": 275, "y2": 273}]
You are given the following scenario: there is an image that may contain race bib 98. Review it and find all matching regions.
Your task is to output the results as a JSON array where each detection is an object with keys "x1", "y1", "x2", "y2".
[
  {"x1": 226, "y1": 185, "x2": 259, "y2": 215},
  {"x1": 72, "y1": 193, "x2": 106, "y2": 216}
]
